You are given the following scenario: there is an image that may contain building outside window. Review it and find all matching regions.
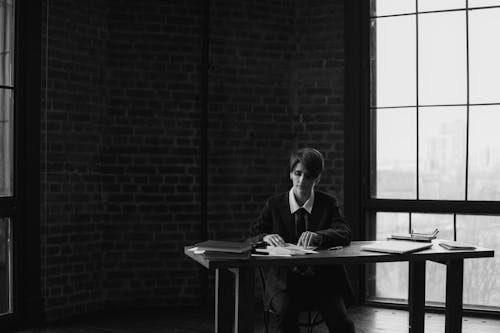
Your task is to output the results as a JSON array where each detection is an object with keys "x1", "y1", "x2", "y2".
[{"x1": 368, "y1": 0, "x2": 500, "y2": 311}]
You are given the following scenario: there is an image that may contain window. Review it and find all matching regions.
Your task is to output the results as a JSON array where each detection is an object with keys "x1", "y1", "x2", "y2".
[
  {"x1": 0, "y1": 0, "x2": 15, "y2": 317},
  {"x1": 367, "y1": 0, "x2": 500, "y2": 311}
]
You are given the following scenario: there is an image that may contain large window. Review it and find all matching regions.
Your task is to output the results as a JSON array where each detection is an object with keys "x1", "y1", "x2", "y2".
[
  {"x1": 0, "y1": 0, "x2": 15, "y2": 317},
  {"x1": 368, "y1": 0, "x2": 500, "y2": 310}
]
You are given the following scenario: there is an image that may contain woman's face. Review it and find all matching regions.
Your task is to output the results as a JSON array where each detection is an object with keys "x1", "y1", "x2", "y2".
[{"x1": 290, "y1": 162, "x2": 319, "y2": 199}]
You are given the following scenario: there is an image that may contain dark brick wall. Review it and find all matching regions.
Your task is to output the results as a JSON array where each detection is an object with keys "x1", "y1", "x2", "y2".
[
  {"x1": 208, "y1": 0, "x2": 297, "y2": 241},
  {"x1": 207, "y1": 0, "x2": 346, "y2": 242},
  {"x1": 41, "y1": 0, "x2": 108, "y2": 320},
  {"x1": 41, "y1": 0, "x2": 204, "y2": 320},
  {"x1": 101, "y1": 0, "x2": 203, "y2": 310},
  {"x1": 295, "y1": 0, "x2": 345, "y2": 204},
  {"x1": 40, "y1": 0, "x2": 345, "y2": 321}
]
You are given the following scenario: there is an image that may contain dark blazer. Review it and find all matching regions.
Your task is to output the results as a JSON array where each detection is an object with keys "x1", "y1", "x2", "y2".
[{"x1": 248, "y1": 190, "x2": 355, "y2": 307}]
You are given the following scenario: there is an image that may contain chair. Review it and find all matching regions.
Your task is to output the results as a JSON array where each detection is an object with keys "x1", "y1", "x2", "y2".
[{"x1": 259, "y1": 267, "x2": 324, "y2": 333}]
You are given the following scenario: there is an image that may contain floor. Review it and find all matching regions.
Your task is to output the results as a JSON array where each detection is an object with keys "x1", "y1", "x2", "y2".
[{"x1": 13, "y1": 306, "x2": 500, "y2": 333}]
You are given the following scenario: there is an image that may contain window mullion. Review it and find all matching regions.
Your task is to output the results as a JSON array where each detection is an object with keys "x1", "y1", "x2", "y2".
[
  {"x1": 415, "y1": 0, "x2": 420, "y2": 200},
  {"x1": 465, "y1": 0, "x2": 470, "y2": 201}
]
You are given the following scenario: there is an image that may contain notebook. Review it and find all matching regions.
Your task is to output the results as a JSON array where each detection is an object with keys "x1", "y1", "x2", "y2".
[
  {"x1": 439, "y1": 241, "x2": 476, "y2": 251},
  {"x1": 361, "y1": 240, "x2": 433, "y2": 254},
  {"x1": 194, "y1": 240, "x2": 252, "y2": 253}
]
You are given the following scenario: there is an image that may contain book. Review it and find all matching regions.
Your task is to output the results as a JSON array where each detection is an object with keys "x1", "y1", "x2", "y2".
[
  {"x1": 389, "y1": 228, "x2": 439, "y2": 242},
  {"x1": 439, "y1": 241, "x2": 476, "y2": 250},
  {"x1": 202, "y1": 251, "x2": 251, "y2": 260},
  {"x1": 361, "y1": 240, "x2": 433, "y2": 254},
  {"x1": 194, "y1": 240, "x2": 252, "y2": 253}
]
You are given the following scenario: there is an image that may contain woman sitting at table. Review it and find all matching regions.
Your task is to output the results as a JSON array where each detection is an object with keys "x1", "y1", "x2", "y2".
[{"x1": 248, "y1": 147, "x2": 356, "y2": 333}]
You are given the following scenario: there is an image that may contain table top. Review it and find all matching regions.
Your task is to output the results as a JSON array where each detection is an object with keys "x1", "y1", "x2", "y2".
[{"x1": 184, "y1": 240, "x2": 495, "y2": 269}]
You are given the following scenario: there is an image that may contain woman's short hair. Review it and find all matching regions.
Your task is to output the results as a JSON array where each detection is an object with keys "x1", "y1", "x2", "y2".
[{"x1": 289, "y1": 148, "x2": 324, "y2": 179}]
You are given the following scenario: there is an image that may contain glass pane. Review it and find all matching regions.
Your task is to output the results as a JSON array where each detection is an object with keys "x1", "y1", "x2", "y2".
[
  {"x1": 375, "y1": 212, "x2": 410, "y2": 239},
  {"x1": 469, "y1": 0, "x2": 500, "y2": 7},
  {"x1": 468, "y1": 106, "x2": 500, "y2": 200},
  {"x1": 418, "y1": 12, "x2": 467, "y2": 105},
  {"x1": 419, "y1": 106, "x2": 467, "y2": 200},
  {"x1": 457, "y1": 215, "x2": 500, "y2": 309},
  {"x1": 0, "y1": 89, "x2": 13, "y2": 196},
  {"x1": 412, "y1": 213, "x2": 454, "y2": 304},
  {"x1": 0, "y1": 0, "x2": 15, "y2": 86},
  {"x1": 371, "y1": 0, "x2": 416, "y2": 16},
  {"x1": 411, "y1": 213, "x2": 454, "y2": 238},
  {"x1": 418, "y1": 0, "x2": 466, "y2": 11},
  {"x1": 469, "y1": 8, "x2": 500, "y2": 104},
  {"x1": 371, "y1": 16, "x2": 416, "y2": 107},
  {"x1": 373, "y1": 108, "x2": 417, "y2": 199},
  {"x1": 370, "y1": 213, "x2": 409, "y2": 301},
  {"x1": 0, "y1": 218, "x2": 12, "y2": 315}
]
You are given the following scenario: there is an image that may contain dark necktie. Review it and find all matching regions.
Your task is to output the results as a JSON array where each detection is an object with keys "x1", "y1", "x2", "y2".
[
  {"x1": 293, "y1": 208, "x2": 314, "y2": 276},
  {"x1": 295, "y1": 208, "x2": 307, "y2": 240}
]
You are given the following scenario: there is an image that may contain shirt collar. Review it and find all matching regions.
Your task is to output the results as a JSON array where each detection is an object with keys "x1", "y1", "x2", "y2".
[{"x1": 289, "y1": 188, "x2": 314, "y2": 214}]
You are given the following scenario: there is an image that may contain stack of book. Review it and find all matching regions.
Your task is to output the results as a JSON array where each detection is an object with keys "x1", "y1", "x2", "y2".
[
  {"x1": 388, "y1": 228, "x2": 439, "y2": 242},
  {"x1": 189, "y1": 240, "x2": 252, "y2": 259}
]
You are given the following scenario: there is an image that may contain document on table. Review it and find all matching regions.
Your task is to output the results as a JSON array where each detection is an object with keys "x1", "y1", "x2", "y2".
[{"x1": 254, "y1": 243, "x2": 318, "y2": 256}]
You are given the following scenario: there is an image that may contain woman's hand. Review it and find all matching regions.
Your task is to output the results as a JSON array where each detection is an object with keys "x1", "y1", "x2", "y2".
[
  {"x1": 263, "y1": 234, "x2": 286, "y2": 247},
  {"x1": 297, "y1": 231, "x2": 321, "y2": 248}
]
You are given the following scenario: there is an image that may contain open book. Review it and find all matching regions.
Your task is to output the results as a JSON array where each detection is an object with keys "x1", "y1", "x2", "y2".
[
  {"x1": 254, "y1": 243, "x2": 318, "y2": 256},
  {"x1": 388, "y1": 228, "x2": 439, "y2": 242}
]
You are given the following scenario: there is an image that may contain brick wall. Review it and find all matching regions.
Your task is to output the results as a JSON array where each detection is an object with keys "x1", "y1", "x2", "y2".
[
  {"x1": 208, "y1": 0, "x2": 297, "y2": 241},
  {"x1": 41, "y1": 0, "x2": 204, "y2": 320},
  {"x1": 207, "y1": 0, "x2": 346, "y2": 242},
  {"x1": 40, "y1": 0, "x2": 345, "y2": 321},
  {"x1": 101, "y1": 0, "x2": 203, "y2": 310},
  {"x1": 295, "y1": 0, "x2": 345, "y2": 204},
  {"x1": 41, "y1": 0, "x2": 108, "y2": 320}
]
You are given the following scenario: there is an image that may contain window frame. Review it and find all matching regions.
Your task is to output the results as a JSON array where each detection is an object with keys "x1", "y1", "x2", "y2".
[
  {"x1": 345, "y1": 0, "x2": 500, "y2": 317},
  {"x1": 0, "y1": 0, "x2": 41, "y2": 329}
]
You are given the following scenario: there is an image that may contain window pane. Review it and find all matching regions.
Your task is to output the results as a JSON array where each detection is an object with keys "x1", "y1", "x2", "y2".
[
  {"x1": 469, "y1": 8, "x2": 500, "y2": 104},
  {"x1": 375, "y1": 212, "x2": 410, "y2": 239},
  {"x1": 0, "y1": 0, "x2": 14, "y2": 86},
  {"x1": 371, "y1": 16, "x2": 416, "y2": 107},
  {"x1": 412, "y1": 213, "x2": 454, "y2": 304},
  {"x1": 0, "y1": 89, "x2": 13, "y2": 197},
  {"x1": 371, "y1": 213, "x2": 409, "y2": 301},
  {"x1": 418, "y1": 12, "x2": 467, "y2": 105},
  {"x1": 468, "y1": 106, "x2": 500, "y2": 200},
  {"x1": 371, "y1": 0, "x2": 416, "y2": 16},
  {"x1": 419, "y1": 106, "x2": 466, "y2": 200},
  {"x1": 469, "y1": 0, "x2": 500, "y2": 7},
  {"x1": 418, "y1": 0, "x2": 466, "y2": 11},
  {"x1": 411, "y1": 213, "x2": 454, "y2": 238},
  {"x1": 0, "y1": 218, "x2": 12, "y2": 315},
  {"x1": 373, "y1": 108, "x2": 417, "y2": 199},
  {"x1": 457, "y1": 215, "x2": 500, "y2": 309}
]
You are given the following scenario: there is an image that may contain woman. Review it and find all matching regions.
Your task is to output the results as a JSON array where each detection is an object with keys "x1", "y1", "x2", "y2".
[{"x1": 248, "y1": 148, "x2": 355, "y2": 333}]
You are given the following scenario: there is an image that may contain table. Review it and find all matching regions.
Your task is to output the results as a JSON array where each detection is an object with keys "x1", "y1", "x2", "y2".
[{"x1": 184, "y1": 240, "x2": 494, "y2": 333}]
